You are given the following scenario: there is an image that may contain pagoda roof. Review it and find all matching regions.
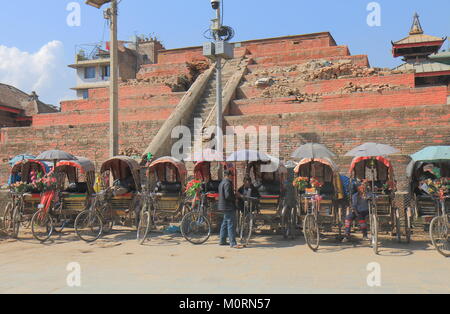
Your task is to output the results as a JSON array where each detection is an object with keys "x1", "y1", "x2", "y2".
[
  {"x1": 393, "y1": 34, "x2": 445, "y2": 46},
  {"x1": 395, "y1": 61, "x2": 450, "y2": 75}
]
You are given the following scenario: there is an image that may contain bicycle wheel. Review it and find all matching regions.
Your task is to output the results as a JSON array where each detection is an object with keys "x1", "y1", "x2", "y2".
[
  {"x1": 31, "y1": 210, "x2": 54, "y2": 243},
  {"x1": 370, "y1": 214, "x2": 379, "y2": 255},
  {"x1": 290, "y1": 207, "x2": 298, "y2": 239},
  {"x1": 395, "y1": 208, "x2": 401, "y2": 243},
  {"x1": 239, "y1": 213, "x2": 253, "y2": 246},
  {"x1": 75, "y1": 210, "x2": 103, "y2": 243},
  {"x1": 137, "y1": 206, "x2": 151, "y2": 245},
  {"x1": 181, "y1": 211, "x2": 211, "y2": 245},
  {"x1": 303, "y1": 214, "x2": 319, "y2": 252},
  {"x1": 11, "y1": 205, "x2": 21, "y2": 239},
  {"x1": 281, "y1": 206, "x2": 290, "y2": 240},
  {"x1": 430, "y1": 215, "x2": 449, "y2": 258},
  {"x1": 405, "y1": 208, "x2": 412, "y2": 244},
  {"x1": 101, "y1": 206, "x2": 114, "y2": 234},
  {"x1": 2, "y1": 202, "x2": 14, "y2": 235}
]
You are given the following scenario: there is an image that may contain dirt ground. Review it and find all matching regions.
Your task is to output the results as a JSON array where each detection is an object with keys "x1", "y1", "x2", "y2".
[{"x1": 0, "y1": 228, "x2": 448, "y2": 294}]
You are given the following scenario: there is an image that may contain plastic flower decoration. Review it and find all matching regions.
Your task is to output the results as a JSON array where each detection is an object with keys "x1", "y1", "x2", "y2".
[
  {"x1": 293, "y1": 177, "x2": 309, "y2": 191},
  {"x1": 310, "y1": 177, "x2": 324, "y2": 189},
  {"x1": 185, "y1": 179, "x2": 202, "y2": 198}
]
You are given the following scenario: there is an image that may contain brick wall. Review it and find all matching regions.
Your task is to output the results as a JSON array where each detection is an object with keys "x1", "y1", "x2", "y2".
[
  {"x1": 231, "y1": 86, "x2": 448, "y2": 116},
  {"x1": 0, "y1": 120, "x2": 163, "y2": 183}
]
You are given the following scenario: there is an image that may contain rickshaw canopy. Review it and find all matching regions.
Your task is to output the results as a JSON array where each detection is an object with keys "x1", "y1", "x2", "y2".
[
  {"x1": 8, "y1": 155, "x2": 36, "y2": 166},
  {"x1": 410, "y1": 146, "x2": 450, "y2": 162},
  {"x1": 10, "y1": 159, "x2": 52, "y2": 184},
  {"x1": 100, "y1": 156, "x2": 142, "y2": 191},
  {"x1": 349, "y1": 156, "x2": 395, "y2": 183},
  {"x1": 193, "y1": 161, "x2": 234, "y2": 181},
  {"x1": 54, "y1": 158, "x2": 96, "y2": 195},
  {"x1": 294, "y1": 158, "x2": 339, "y2": 174},
  {"x1": 295, "y1": 158, "x2": 344, "y2": 199},
  {"x1": 148, "y1": 156, "x2": 187, "y2": 184}
]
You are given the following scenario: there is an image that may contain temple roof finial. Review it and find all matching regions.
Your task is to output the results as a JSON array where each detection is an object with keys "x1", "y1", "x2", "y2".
[{"x1": 410, "y1": 12, "x2": 424, "y2": 35}]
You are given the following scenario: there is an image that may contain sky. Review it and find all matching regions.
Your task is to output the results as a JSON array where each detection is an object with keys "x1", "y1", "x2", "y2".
[{"x1": 0, "y1": 0, "x2": 449, "y2": 107}]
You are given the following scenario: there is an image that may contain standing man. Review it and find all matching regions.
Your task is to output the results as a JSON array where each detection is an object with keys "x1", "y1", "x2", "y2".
[{"x1": 218, "y1": 170, "x2": 242, "y2": 248}]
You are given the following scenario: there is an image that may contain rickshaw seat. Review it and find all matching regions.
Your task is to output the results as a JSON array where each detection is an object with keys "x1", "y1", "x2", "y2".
[
  {"x1": 205, "y1": 180, "x2": 220, "y2": 193},
  {"x1": 157, "y1": 182, "x2": 182, "y2": 194},
  {"x1": 257, "y1": 182, "x2": 280, "y2": 196},
  {"x1": 206, "y1": 193, "x2": 219, "y2": 200},
  {"x1": 260, "y1": 195, "x2": 279, "y2": 199},
  {"x1": 112, "y1": 193, "x2": 134, "y2": 200},
  {"x1": 65, "y1": 182, "x2": 88, "y2": 193}
]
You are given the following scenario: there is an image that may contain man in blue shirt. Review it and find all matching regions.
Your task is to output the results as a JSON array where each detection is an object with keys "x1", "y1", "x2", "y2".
[{"x1": 344, "y1": 183, "x2": 372, "y2": 241}]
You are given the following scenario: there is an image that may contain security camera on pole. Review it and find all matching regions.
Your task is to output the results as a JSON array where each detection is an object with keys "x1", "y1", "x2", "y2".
[{"x1": 203, "y1": 0, "x2": 234, "y2": 161}]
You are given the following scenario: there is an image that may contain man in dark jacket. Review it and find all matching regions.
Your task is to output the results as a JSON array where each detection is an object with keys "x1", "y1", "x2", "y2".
[{"x1": 218, "y1": 170, "x2": 242, "y2": 248}]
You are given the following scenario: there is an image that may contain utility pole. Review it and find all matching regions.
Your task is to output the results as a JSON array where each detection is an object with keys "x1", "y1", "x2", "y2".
[
  {"x1": 214, "y1": 4, "x2": 223, "y2": 160},
  {"x1": 204, "y1": 0, "x2": 233, "y2": 161},
  {"x1": 109, "y1": 0, "x2": 119, "y2": 157},
  {"x1": 85, "y1": 0, "x2": 120, "y2": 158}
]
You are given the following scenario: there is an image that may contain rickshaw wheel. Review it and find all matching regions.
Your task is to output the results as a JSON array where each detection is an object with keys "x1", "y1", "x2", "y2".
[
  {"x1": 2, "y1": 202, "x2": 14, "y2": 235},
  {"x1": 239, "y1": 213, "x2": 253, "y2": 246},
  {"x1": 303, "y1": 214, "x2": 319, "y2": 252},
  {"x1": 137, "y1": 207, "x2": 151, "y2": 245},
  {"x1": 281, "y1": 207, "x2": 290, "y2": 240},
  {"x1": 74, "y1": 210, "x2": 103, "y2": 243},
  {"x1": 290, "y1": 207, "x2": 298, "y2": 240},
  {"x1": 370, "y1": 214, "x2": 379, "y2": 255},
  {"x1": 12, "y1": 205, "x2": 21, "y2": 239},
  {"x1": 31, "y1": 210, "x2": 54, "y2": 243},
  {"x1": 430, "y1": 215, "x2": 450, "y2": 258},
  {"x1": 395, "y1": 208, "x2": 402, "y2": 243},
  {"x1": 180, "y1": 211, "x2": 211, "y2": 245},
  {"x1": 405, "y1": 208, "x2": 412, "y2": 244}
]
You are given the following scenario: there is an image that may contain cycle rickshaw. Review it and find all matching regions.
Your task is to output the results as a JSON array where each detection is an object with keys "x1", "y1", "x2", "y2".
[
  {"x1": 75, "y1": 156, "x2": 141, "y2": 243},
  {"x1": 180, "y1": 160, "x2": 234, "y2": 245},
  {"x1": 30, "y1": 158, "x2": 96, "y2": 242},
  {"x1": 406, "y1": 150, "x2": 450, "y2": 257},
  {"x1": 243, "y1": 158, "x2": 290, "y2": 239},
  {"x1": 3, "y1": 159, "x2": 51, "y2": 238},
  {"x1": 349, "y1": 156, "x2": 399, "y2": 254},
  {"x1": 137, "y1": 156, "x2": 187, "y2": 244},
  {"x1": 295, "y1": 158, "x2": 346, "y2": 251}
]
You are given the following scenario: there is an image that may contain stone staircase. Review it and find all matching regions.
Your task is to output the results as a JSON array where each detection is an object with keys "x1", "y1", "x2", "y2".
[{"x1": 184, "y1": 57, "x2": 244, "y2": 173}]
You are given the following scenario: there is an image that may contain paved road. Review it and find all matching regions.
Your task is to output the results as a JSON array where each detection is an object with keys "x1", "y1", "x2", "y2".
[{"x1": 0, "y1": 230, "x2": 448, "y2": 294}]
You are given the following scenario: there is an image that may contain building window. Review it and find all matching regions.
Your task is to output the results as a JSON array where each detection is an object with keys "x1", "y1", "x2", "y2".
[
  {"x1": 82, "y1": 90, "x2": 89, "y2": 99},
  {"x1": 84, "y1": 67, "x2": 96, "y2": 79},
  {"x1": 102, "y1": 65, "x2": 110, "y2": 79}
]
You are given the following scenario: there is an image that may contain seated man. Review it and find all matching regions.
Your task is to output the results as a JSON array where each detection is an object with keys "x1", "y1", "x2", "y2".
[
  {"x1": 344, "y1": 183, "x2": 374, "y2": 242},
  {"x1": 236, "y1": 177, "x2": 260, "y2": 211}
]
